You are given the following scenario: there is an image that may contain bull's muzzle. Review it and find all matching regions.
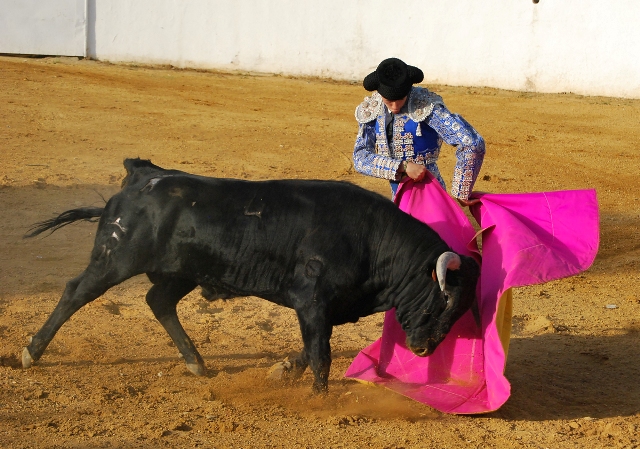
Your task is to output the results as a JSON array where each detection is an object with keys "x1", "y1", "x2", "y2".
[
  {"x1": 407, "y1": 339, "x2": 438, "y2": 357},
  {"x1": 409, "y1": 346, "x2": 431, "y2": 357}
]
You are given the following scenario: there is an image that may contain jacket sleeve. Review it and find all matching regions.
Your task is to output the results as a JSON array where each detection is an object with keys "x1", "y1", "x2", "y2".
[
  {"x1": 352, "y1": 121, "x2": 402, "y2": 181},
  {"x1": 427, "y1": 104, "x2": 485, "y2": 200}
]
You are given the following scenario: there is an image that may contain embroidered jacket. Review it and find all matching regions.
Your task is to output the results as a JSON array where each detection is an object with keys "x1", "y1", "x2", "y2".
[{"x1": 353, "y1": 87, "x2": 485, "y2": 200}]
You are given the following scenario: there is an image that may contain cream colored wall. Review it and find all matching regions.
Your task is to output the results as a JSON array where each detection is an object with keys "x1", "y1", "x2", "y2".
[
  {"x1": 2, "y1": 0, "x2": 638, "y2": 98},
  {"x1": 0, "y1": 0, "x2": 86, "y2": 56}
]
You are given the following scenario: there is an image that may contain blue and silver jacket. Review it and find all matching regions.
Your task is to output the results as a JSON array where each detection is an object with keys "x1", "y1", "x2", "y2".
[{"x1": 353, "y1": 86, "x2": 485, "y2": 200}]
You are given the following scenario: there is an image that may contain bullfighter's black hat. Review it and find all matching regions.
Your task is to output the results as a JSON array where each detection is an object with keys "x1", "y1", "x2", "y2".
[{"x1": 363, "y1": 58, "x2": 424, "y2": 101}]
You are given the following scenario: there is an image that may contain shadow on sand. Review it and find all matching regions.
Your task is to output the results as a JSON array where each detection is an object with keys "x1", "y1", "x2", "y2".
[{"x1": 494, "y1": 330, "x2": 639, "y2": 421}]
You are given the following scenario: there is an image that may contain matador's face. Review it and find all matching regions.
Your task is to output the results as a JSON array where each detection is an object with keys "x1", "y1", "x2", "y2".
[{"x1": 381, "y1": 95, "x2": 407, "y2": 114}]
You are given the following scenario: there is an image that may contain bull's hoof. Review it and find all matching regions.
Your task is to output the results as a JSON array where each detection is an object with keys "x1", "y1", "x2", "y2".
[
  {"x1": 22, "y1": 347, "x2": 34, "y2": 368},
  {"x1": 186, "y1": 362, "x2": 205, "y2": 376},
  {"x1": 312, "y1": 382, "x2": 329, "y2": 395}
]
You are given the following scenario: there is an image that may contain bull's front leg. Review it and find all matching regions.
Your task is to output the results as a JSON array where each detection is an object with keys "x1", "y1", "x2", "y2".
[{"x1": 295, "y1": 304, "x2": 333, "y2": 394}]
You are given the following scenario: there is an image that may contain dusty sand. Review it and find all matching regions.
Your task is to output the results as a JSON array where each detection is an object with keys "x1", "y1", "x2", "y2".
[{"x1": 0, "y1": 56, "x2": 638, "y2": 448}]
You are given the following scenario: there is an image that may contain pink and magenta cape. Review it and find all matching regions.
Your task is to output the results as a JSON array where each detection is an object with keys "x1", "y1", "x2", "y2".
[{"x1": 344, "y1": 176, "x2": 599, "y2": 414}]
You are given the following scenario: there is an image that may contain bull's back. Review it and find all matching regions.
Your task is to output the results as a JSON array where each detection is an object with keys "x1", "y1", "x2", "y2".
[{"x1": 112, "y1": 175, "x2": 396, "y2": 297}]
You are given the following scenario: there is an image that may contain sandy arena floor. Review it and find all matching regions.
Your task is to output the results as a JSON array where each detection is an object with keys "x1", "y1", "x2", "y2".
[{"x1": 0, "y1": 56, "x2": 638, "y2": 448}]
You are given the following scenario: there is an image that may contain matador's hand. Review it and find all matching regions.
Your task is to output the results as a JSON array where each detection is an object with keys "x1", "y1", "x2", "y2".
[
  {"x1": 405, "y1": 161, "x2": 428, "y2": 182},
  {"x1": 457, "y1": 197, "x2": 480, "y2": 207}
]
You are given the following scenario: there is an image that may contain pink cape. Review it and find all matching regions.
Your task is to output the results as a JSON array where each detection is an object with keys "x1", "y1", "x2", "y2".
[{"x1": 344, "y1": 176, "x2": 599, "y2": 414}]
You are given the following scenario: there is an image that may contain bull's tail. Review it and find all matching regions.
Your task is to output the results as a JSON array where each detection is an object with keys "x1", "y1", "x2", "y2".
[{"x1": 24, "y1": 207, "x2": 104, "y2": 238}]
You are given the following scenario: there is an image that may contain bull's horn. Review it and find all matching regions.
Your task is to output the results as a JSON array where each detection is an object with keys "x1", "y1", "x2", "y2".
[{"x1": 436, "y1": 251, "x2": 461, "y2": 291}]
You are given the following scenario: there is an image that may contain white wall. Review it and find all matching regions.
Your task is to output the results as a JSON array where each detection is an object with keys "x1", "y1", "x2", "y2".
[
  {"x1": 0, "y1": 0, "x2": 86, "y2": 57},
  {"x1": 3, "y1": 0, "x2": 639, "y2": 98}
]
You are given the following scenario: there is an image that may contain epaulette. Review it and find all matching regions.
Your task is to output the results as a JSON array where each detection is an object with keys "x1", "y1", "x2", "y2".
[
  {"x1": 407, "y1": 87, "x2": 444, "y2": 122},
  {"x1": 355, "y1": 92, "x2": 384, "y2": 124},
  {"x1": 354, "y1": 87, "x2": 444, "y2": 124}
]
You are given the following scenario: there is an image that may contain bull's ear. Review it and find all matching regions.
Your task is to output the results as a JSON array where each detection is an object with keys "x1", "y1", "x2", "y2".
[{"x1": 431, "y1": 270, "x2": 437, "y2": 282}]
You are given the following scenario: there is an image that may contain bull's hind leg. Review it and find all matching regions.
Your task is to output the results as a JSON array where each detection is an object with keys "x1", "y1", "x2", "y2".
[
  {"x1": 295, "y1": 306, "x2": 332, "y2": 394},
  {"x1": 144, "y1": 276, "x2": 203, "y2": 375},
  {"x1": 289, "y1": 258, "x2": 333, "y2": 393},
  {"x1": 23, "y1": 269, "x2": 115, "y2": 368}
]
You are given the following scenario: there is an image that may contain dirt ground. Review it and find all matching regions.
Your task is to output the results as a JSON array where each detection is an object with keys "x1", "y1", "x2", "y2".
[{"x1": 0, "y1": 56, "x2": 638, "y2": 449}]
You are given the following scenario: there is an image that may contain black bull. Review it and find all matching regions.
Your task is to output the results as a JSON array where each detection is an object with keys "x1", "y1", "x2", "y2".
[{"x1": 23, "y1": 159, "x2": 480, "y2": 392}]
